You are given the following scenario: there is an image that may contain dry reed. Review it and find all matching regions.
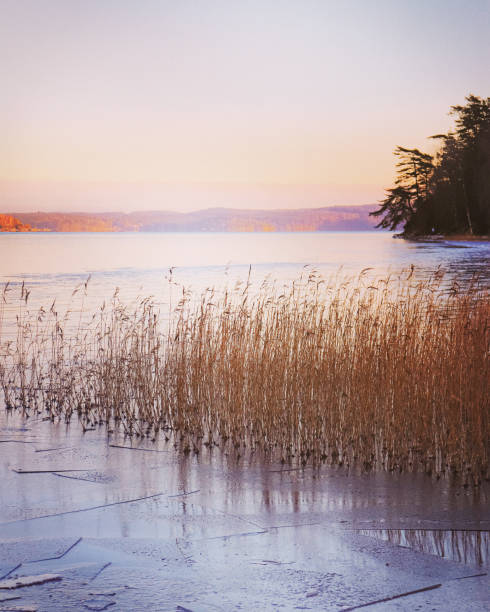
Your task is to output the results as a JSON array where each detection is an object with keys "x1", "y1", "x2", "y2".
[{"x1": 0, "y1": 269, "x2": 488, "y2": 484}]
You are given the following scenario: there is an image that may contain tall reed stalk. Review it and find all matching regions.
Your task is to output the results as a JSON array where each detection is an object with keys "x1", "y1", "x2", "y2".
[{"x1": 0, "y1": 269, "x2": 488, "y2": 483}]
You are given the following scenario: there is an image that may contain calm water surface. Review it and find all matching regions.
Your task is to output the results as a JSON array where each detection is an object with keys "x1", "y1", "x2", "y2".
[{"x1": 1, "y1": 231, "x2": 489, "y2": 315}]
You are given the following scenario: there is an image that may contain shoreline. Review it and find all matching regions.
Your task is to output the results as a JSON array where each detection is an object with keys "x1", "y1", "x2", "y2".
[{"x1": 394, "y1": 233, "x2": 490, "y2": 242}]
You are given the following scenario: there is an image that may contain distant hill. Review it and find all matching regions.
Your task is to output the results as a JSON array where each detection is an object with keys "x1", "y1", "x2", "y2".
[{"x1": 10, "y1": 205, "x2": 378, "y2": 233}]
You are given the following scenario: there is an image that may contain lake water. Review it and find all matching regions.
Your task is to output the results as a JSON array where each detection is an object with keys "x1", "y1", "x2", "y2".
[
  {"x1": 1, "y1": 231, "x2": 489, "y2": 320},
  {"x1": 1, "y1": 232, "x2": 489, "y2": 610}
]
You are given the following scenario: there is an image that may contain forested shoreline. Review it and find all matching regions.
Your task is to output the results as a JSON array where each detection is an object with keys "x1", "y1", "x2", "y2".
[
  {"x1": 2, "y1": 205, "x2": 376, "y2": 233},
  {"x1": 370, "y1": 95, "x2": 490, "y2": 237}
]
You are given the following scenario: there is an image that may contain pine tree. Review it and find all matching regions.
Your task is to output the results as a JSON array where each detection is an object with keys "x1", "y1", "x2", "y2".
[{"x1": 370, "y1": 95, "x2": 490, "y2": 236}]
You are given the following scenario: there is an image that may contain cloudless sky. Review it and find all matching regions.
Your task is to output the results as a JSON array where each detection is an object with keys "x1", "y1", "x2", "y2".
[{"x1": 1, "y1": 0, "x2": 489, "y2": 211}]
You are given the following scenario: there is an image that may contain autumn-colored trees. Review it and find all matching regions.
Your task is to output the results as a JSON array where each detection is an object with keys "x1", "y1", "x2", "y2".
[{"x1": 0, "y1": 214, "x2": 32, "y2": 232}]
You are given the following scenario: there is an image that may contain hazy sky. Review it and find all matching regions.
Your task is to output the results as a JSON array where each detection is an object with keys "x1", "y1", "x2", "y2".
[{"x1": 1, "y1": 0, "x2": 489, "y2": 212}]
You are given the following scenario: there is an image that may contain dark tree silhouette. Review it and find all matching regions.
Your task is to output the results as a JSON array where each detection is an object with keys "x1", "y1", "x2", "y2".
[
  {"x1": 371, "y1": 95, "x2": 490, "y2": 236},
  {"x1": 370, "y1": 186, "x2": 413, "y2": 230}
]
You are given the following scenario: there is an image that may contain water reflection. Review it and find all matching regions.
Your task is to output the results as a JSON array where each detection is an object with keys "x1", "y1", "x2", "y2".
[
  {"x1": 1, "y1": 410, "x2": 489, "y2": 562},
  {"x1": 358, "y1": 528, "x2": 489, "y2": 567}
]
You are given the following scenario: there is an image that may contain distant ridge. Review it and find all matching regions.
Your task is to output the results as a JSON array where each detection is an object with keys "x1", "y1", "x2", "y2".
[{"x1": 8, "y1": 205, "x2": 378, "y2": 233}]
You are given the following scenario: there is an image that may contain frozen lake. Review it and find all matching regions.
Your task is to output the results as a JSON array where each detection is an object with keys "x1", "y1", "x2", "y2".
[{"x1": 0, "y1": 411, "x2": 488, "y2": 611}]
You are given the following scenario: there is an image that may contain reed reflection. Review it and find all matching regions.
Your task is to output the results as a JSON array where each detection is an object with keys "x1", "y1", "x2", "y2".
[{"x1": 358, "y1": 528, "x2": 488, "y2": 567}]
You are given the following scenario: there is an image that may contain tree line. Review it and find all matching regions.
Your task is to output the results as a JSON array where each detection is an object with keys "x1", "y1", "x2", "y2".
[{"x1": 370, "y1": 95, "x2": 490, "y2": 236}]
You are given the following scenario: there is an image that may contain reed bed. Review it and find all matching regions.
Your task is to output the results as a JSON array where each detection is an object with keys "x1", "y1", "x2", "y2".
[{"x1": 0, "y1": 269, "x2": 488, "y2": 484}]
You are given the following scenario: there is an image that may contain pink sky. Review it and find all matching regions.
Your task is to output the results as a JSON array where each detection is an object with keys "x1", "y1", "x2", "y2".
[
  {"x1": 0, "y1": 181, "x2": 384, "y2": 213},
  {"x1": 1, "y1": 0, "x2": 489, "y2": 212}
]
